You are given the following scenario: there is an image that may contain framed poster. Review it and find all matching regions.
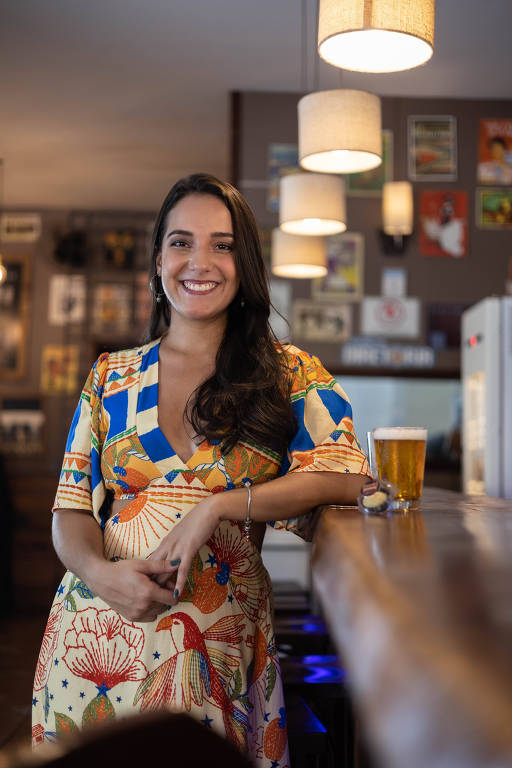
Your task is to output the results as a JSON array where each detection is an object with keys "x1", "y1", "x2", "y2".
[
  {"x1": 0, "y1": 255, "x2": 30, "y2": 379},
  {"x1": 41, "y1": 344, "x2": 79, "y2": 394},
  {"x1": 361, "y1": 297, "x2": 420, "y2": 338},
  {"x1": 346, "y1": 130, "x2": 393, "y2": 196},
  {"x1": 312, "y1": 232, "x2": 364, "y2": 302},
  {"x1": 0, "y1": 213, "x2": 41, "y2": 242},
  {"x1": 292, "y1": 300, "x2": 351, "y2": 343},
  {"x1": 0, "y1": 394, "x2": 45, "y2": 455},
  {"x1": 476, "y1": 187, "x2": 512, "y2": 228},
  {"x1": 419, "y1": 190, "x2": 468, "y2": 258},
  {"x1": 92, "y1": 283, "x2": 132, "y2": 334},
  {"x1": 48, "y1": 274, "x2": 86, "y2": 325},
  {"x1": 408, "y1": 116, "x2": 457, "y2": 181},
  {"x1": 477, "y1": 119, "x2": 512, "y2": 185}
]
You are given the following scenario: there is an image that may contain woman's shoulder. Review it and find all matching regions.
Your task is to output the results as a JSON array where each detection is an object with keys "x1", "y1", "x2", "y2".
[
  {"x1": 104, "y1": 337, "x2": 160, "y2": 370},
  {"x1": 276, "y1": 342, "x2": 334, "y2": 388}
]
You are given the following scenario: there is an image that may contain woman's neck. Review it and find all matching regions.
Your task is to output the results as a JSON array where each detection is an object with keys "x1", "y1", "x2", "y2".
[{"x1": 159, "y1": 313, "x2": 227, "y2": 361}]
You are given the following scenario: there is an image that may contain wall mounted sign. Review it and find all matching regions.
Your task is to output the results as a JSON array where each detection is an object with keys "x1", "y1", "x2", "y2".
[
  {"x1": 341, "y1": 337, "x2": 435, "y2": 369},
  {"x1": 419, "y1": 190, "x2": 468, "y2": 258},
  {"x1": 408, "y1": 116, "x2": 457, "y2": 181},
  {"x1": 477, "y1": 119, "x2": 512, "y2": 185},
  {"x1": 361, "y1": 296, "x2": 420, "y2": 338},
  {"x1": 0, "y1": 213, "x2": 41, "y2": 242}
]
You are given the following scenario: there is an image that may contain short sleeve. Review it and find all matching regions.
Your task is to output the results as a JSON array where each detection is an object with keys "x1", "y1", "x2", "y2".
[
  {"x1": 271, "y1": 347, "x2": 370, "y2": 540},
  {"x1": 52, "y1": 353, "x2": 110, "y2": 524}
]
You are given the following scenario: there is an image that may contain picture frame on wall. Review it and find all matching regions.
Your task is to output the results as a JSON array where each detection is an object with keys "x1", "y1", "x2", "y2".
[
  {"x1": 0, "y1": 394, "x2": 45, "y2": 455},
  {"x1": 292, "y1": 300, "x2": 351, "y2": 343},
  {"x1": 476, "y1": 187, "x2": 512, "y2": 228},
  {"x1": 419, "y1": 190, "x2": 468, "y2": 258},
  {"x1": 408, "y1": 115, "x2": 457, "y2": 181},
  {"x1": 477, "y1": 119, "x2": 512, "y2": 185},
  {"x1": 346, "y1": 130, "x2": 393, "y2": 196},
  {"x1": 266, "y1": 143, "x2": 299, "y2": 213},
  {"x1": 0, "y1": 255, "x2": 30, "y2": 379},
  {"x1": 312, "y1": 232, "x2": 364, "y2": 302}
]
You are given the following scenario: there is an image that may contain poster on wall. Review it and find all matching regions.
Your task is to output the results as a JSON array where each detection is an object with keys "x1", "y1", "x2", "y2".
[
  {"x1": 103, "y1": 230, "x2": 136, "y2": 269},
  {"x1": 267, "y1": 143, "x2": 299, "y2": 213},
  {"x1": 408, "y1": 116, "x2": 457, "y2": 181},
  {"x1": 427, "y1": 302, "x2": 470, "y2": 350},
  {"x1": 476, "y1": 187, "x2": 512, "y2": 228},
  {"x1": 419, "y1": 190, "x2": 468, "y2": 258},
  {"x1": 0, "y1": 395, "x2": 45, "y2": 455},
  {"x1": 92, "y1": 283, "x2": 132, "y2": 334},
  {"x1": 48, "y1": 274, "x2": 86, "y2": 325},
  {"x1": 346, "y1": 130, "x2": 393, "y2": 196},
  {"x1": 381, "y1": 267, "x2": 407, "y2": 298},
  {"x1": 312, "y1": 232, "x2": 364, "y2": 302},
  {"x1": 0, "y1": 213, "x2": 41, "y2": 242},
  {"x1": 361, "y1": 296, "x2": 420, "y2": 338},
  {"x1": 477, "y1": 119, "x2": 512, "y2": 185},
  {"x1": 292, "y1": 300, "x2": 351, "y2": 343},
  {"x1": 41, "y1": 344, "x2": 79, "y2": 394},
  {"x1": 0, "y1": 256, "x2": 29, "y2": 379}
]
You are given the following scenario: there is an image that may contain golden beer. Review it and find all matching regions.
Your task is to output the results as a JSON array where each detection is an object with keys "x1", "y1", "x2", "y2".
[{"x1": 373, "y1": 427, "x2": 427, "y2": 502}]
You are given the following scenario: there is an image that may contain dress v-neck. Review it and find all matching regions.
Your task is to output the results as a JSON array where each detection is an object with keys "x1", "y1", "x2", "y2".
[{"x1": 135, "y1": 338, "x2": 204, "y2": 478}]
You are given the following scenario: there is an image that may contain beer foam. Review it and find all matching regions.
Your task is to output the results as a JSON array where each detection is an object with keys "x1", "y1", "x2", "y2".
[{"x1": 373, "y1": 427, "x2": 427, "y2": 440}]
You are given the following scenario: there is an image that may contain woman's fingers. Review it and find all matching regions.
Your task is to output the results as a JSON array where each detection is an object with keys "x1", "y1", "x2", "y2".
[{"x1": 173, "y1": 553, "x2": 193, "y2": 601}]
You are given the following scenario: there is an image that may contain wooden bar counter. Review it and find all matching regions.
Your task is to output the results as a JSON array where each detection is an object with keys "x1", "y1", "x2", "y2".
[{"x1": 311, "y1": 487, "x2": 512, "y2": 768}]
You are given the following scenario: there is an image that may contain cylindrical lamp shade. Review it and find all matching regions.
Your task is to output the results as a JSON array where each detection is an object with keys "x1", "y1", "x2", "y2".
[
  {"x1": 271, "y1": 229, "x2": 326, "y2": 278},
  {"x1": 318, "y1": 0, "x2": 435, "y2": 73},
  {"x1": 279, "y1": 173, "x2": 347, "y2": 235},
  {"x1": 382, "y1": 181, "x2": 414, "y2": 235},
  {"x1": 299, "y1": 90, "x2": 382, "y2": 174}
]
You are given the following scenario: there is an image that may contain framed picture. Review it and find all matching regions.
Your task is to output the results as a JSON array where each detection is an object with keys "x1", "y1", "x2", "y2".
[
  {"x1": 0, "y1": 255, "x2": 30, "y2": 379},
  {"x1": 477, "y1": 119, "x2": 512, "y2": 185},
  {"x1": 0, "y1": 213, "x2": 41, "y2": 242},
  {"x1": 0, "y1": 394, "x2": 45, "y2": 455},
  {"x1": 346, "y1": 130, "x2": 393, "y2": 196},
  {"x1": 408, "y1": 116, "x2": 457, "y2": 181},
  {"x1": 476, "y1": 187, "x2": 512, "y2": 228},
  {"x1": 419, "y1": 190, "x2": 468, "y2": 258},
  {"x1": 312, "y1": 232, "x2": 364, "y2": 302},
  {"x1": 40, "y1": 344, "x2": 79, "y2": 395},
  {"x1": 48, "y1": 274, "x2": 86, "y2": 325},
  {"x1": 292, "y1": 300, "x2": 351, "y2": 343},
  {"x1": 92, "y1": 283, "x2": 132, "y2": 335}
]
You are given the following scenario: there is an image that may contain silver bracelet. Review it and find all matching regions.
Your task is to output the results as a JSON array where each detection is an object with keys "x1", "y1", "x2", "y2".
[{"x1": 243, "y1": 480, "x2": 252, "y2": 540}]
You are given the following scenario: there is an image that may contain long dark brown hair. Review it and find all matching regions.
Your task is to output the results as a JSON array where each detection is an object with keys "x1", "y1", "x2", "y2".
[{"x1": 145, "y1": 173, "x2": 297, "y2": 457}]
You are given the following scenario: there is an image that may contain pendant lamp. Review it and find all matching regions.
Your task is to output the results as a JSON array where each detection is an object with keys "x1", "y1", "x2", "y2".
[
  {"x1": 271, "y1": 229, "x2": 326, "y2": 278},
  {"x1": 280, "y1": 172, "x2": 346, "y2": 236},
  {"x1": 299, "y1": 89, "x2": 382, "y2": 174},
  {"x1": 318, "y1": 0, "x2": 435, "y2": 73}
]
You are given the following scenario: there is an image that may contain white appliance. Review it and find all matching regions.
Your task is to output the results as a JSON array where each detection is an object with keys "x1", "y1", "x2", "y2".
[{"x1": 461, "y1": 297, "x2": 512, "y2": 498}]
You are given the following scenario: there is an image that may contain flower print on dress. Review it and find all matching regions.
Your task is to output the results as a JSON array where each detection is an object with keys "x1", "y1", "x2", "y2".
[
  {"x1": 34, "y1": 602, "x2": 64, "y2": 692},
  {"x1": 62, "y1": 607, "x2": 148, "y2": 690}
]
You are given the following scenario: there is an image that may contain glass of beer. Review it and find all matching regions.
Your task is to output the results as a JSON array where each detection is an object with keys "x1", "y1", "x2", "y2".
[{"x1": 372, "y1": 427, "x2": 427, "y2": 507}]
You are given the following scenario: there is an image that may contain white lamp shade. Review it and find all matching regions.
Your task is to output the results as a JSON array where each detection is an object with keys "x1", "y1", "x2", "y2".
[
  {"x1": 279, "y1": 173, "x2": 347, "y2": 235},
  {"x1": 382, "y1": 181, "x2": 414, "y2": 235},
  {"x1": 318, "y1": 0, "x2": 435, "y2": 73},
  {"x1": 271, "y1": 229, "x2": 327, "y2": 278},
  {"x1": 298, "y1": 89, "x2": 382, "y2": 174}
]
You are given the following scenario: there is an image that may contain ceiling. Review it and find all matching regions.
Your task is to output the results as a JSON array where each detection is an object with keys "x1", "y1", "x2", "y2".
[{"x1": 1, "y1": 0, "x2": 511, "y2": 211}]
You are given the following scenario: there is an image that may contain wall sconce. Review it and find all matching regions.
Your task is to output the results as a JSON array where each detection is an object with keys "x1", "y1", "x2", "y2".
[
  {"x1": 271, "y1": 229, "x2": 327, "y2": 278},
  {"x1": 298, "y1": 89, "x2": 382, "y2": 174},
  {"x1": 318, "y1": 0, "x2": 435, "y2": 74},
  {"x1": 380, "y1": 181, "x2": 414, "y2": 253},
  {"x1": 280, "y1": 172, "x2": 346, "y2": 236}
]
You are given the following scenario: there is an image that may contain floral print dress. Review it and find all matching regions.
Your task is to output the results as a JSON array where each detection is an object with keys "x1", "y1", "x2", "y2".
[{"x1": 32, "y1": 338, "x2": 369, "y2": 766}]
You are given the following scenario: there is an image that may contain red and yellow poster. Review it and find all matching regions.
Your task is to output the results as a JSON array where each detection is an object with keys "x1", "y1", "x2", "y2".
[
  {"x1": 477, "y1": 119, "x2": 512, "y2": 185},
  {"x1": 419, "y1": 190, "x2": 468, "y2": 258}
]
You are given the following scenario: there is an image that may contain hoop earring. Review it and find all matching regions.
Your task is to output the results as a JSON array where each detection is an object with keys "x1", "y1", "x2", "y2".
[
  {"x1": 240, "y1": 297, "x2": 246, "y2": 308},
  {"x1": 149, "y1": 274, "x2": 165, "y2": 303}
]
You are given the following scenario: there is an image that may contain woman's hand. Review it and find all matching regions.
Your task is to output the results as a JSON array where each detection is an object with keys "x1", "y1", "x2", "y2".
[
  {"x1": 88, "y1": 558, "x2": 180, "y2": 623},
  {"x1": 147, "y1": 495, "x2": 221, "y2": 599}
]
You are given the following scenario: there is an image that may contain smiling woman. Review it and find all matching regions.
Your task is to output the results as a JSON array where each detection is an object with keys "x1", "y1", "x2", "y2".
[{"x1": 33, "y1": 173, "x2": 370, "y2": 765}]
